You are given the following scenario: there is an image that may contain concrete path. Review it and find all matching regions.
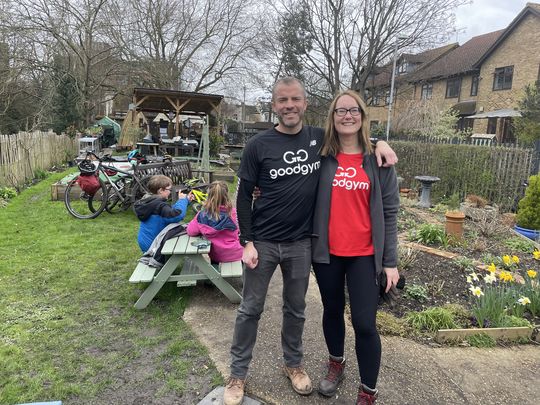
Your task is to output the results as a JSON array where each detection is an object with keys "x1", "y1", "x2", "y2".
[{"x1": 184, "y1": 272, "x2": 540, "y2": 404}]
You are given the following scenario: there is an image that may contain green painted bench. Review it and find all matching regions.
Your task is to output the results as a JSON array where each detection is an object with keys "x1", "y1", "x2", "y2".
[{"x1": 129, "y1": 234, "x2": 243, "y2": 309}]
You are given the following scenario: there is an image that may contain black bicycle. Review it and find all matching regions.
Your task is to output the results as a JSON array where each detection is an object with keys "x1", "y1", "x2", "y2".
[{"x1": 64, "y1": 151, "x2": 151, "y2": 219}]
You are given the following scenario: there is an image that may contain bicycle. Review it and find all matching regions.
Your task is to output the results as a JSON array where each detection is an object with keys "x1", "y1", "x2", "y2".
[
  {"x1": 180, "y1": 177, "x2": 208, "y2": 214},
  {"x1": 64, "y1": 151, "x2": 151, "y2": 219}
]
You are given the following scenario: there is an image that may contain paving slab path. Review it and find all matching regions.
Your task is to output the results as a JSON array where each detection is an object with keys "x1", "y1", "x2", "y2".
[{"x1": 184, "y1": 271, "x2": 540, "y2": 405}]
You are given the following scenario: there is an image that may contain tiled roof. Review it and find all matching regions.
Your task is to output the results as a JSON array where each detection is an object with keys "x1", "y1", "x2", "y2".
[
  {"x1": 367, "y1": 44, "x2": 457, "y2": 88},
  {"x1": 410, "y1": 30, "x2": 504, "y2": 82}
]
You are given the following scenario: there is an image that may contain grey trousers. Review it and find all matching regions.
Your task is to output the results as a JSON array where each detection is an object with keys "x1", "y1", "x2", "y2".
[{"x1": 229, "y1": 238, "x2": 311, "y2": 379}]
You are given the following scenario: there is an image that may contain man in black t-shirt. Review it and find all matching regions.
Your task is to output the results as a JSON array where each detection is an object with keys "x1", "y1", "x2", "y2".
[{"x1": 223, "y1": 77, "x2": 397, "y2": 405}]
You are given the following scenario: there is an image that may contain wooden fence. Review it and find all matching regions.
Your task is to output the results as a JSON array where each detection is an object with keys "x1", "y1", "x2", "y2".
[
  {"x1": 0, "y1": 131, "x2": 78, "y2": 188},
  {"x1": 393, "y1": 140, "x2": 540, "y2": 212}
]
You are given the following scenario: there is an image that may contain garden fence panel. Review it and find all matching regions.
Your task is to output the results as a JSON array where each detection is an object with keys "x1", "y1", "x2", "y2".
[
  {"x1": 393, "y1": 141, "x2": 537, "y2": 211},
  {"x1": 0, "y1": 131, "x2": 77, "y2": 188}
]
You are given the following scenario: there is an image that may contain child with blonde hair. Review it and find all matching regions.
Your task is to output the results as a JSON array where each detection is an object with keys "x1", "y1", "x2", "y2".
[{"x1": 187, "y1": 180, "x2": 243, "y2": 263}]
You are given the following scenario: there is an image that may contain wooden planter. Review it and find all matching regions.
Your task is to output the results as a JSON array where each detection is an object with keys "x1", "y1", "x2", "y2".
[
  {"x1": 445, "y1": 210, "x2": 465, "y2": 239},
  {"x1": 435, "y1": 326, "x2": 537, "y2": 343}
]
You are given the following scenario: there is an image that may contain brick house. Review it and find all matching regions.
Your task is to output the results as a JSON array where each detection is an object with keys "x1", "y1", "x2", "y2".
[{"x1": 366, "y1": 2, "x2": 540, "y2": 143}]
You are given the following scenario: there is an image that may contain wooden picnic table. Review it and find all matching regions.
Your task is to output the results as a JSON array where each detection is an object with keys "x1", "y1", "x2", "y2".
[{"x1": 129, "y1": 234, "x2": 243, "y2": 309}]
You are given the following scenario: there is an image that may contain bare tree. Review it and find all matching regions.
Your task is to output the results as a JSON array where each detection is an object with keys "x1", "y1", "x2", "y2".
[
  {"x1": 106, "y1": 0, "x2": 260, "y2": 92},
  {"x1": 6, "y1": 0, "x2": 124, "y2": 126},
  {"x1": 268, "y1": 0, "x2": 468, "y2": 100}
]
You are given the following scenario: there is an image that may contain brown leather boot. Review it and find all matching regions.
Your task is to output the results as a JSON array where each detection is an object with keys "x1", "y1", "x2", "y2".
[
  {"x1": 223, "y1": 376, "x2": 245, "y2": 405},
  {"x1": 283, "y1": 365, "x2": 313, "y2": 395},
  {"x1": 318, "y1": 356, "x2": 346, "y2": 397},
  {"x1": 356, "y1": 384, "x2": 378, "y2": 404}
]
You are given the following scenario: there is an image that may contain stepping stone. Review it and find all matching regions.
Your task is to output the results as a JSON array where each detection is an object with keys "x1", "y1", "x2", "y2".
[{"x1": 198, "y1": 386, "x2": 263, "y2": 405}]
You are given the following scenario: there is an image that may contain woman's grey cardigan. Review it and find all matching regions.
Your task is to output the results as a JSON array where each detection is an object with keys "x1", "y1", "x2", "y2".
[{"x1": 311, "y1": 153, "x2": 400, "y2": 280}]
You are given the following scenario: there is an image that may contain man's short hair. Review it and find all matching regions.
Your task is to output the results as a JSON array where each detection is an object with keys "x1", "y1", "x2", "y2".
[
  {"x1": 147, "y1": 175, "x2": 172, "y2": 194},
  {"x1": 272, "y1": 77, "x2": 307, "y2": 100}
]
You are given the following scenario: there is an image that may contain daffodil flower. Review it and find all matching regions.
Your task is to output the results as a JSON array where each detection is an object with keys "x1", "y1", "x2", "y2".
[
  {"x1": 498, "y1": 271, "x2": 514, "y2": 283},
  {"x1": 469, "y1": 286, "x2": 484, "y2": 297},
  {"x1": 466, "y1": 275, "x2": 472, "y2": 283},
  {"x1": 484, "y1": 273, "x2": 496, "y2": 284},
  {"x1": 502, "y1": 255, "x2": 511, "y2": 266},
  {"x1": 533, "y1": 250, "x2": 540, "y2": 260},
  {"x1": 527, "y1": 269, "x2": 537, "y2": 279},
  {"x1": 518, "y1": 296, "x2": 531, "y2": 306},
  {"x1": 470, "y1": 272, "x2": 479, "y2": 282},
  {"x1": 487, "y1": 263, "x2": 496, "y2": 273},
  {"x1": 512, "y1": 255, "x2": 519, "y2": 264}
]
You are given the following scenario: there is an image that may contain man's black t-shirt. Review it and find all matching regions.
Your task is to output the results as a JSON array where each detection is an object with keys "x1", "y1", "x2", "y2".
[{"x1": 238, "y1": 125, "x2": 324, "y2": 242}]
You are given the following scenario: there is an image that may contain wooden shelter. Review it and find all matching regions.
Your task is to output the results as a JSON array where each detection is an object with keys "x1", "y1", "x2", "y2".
[
  {"x1": 119, "y1": 88, "x2": 223, "y2": 145},
  {"x1": 118, "y1": 88, "x2": 223, "y2": 172}
]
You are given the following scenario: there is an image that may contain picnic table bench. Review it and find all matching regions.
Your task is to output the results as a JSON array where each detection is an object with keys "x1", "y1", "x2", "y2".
[{"x1": 129, "y1": 234, "x2": 243, "y2": 309}]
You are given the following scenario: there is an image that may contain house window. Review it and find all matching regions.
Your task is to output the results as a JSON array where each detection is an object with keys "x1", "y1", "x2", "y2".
[
  {"x1": 372, "y1": 91, "x2": 381, "y2": 106},
  {"x1": 493, "y1": 66, "x2": 513, "y2": 90},
  {"x1": 446, "y1": 78, "x2": 461, "y2": 98},
  {"x1": 470, "y1": 75, "x2": 479, "y2": 96},
  {"x1": 487, "y1": 117, "x2": 497, "y2": 134},
  {"x1": 398, "y1": 61, "x2": 408, "y2": 75},
  {"x1": 421, "y1": 83, "x2": 433, "y2": 100}
]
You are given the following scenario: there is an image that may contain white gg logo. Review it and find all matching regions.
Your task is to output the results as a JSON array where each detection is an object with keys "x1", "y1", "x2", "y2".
[
  {"x1": 283, "y1": 149, "x2": 308, "y2": 164},
  {"x1": 335, "y1": 166, "x2": 357, "y2": 178}
]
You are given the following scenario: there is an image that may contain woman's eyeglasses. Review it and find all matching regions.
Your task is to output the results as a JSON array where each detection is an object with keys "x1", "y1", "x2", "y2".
[
  {"x1": 334, "y1": 107, "x2": 361, "y2": 117},
  {"x1": 164, "y1": 187, "x2": 172, "y2": 192}
]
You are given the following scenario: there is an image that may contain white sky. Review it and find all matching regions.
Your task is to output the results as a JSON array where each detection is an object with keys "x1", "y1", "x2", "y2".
[{"x1": 455, "y1": 0, "x2": 531, "y2": 43}]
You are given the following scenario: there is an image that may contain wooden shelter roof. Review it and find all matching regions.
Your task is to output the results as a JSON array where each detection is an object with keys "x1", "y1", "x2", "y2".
[{"x1": 132, "y1": 88, "x2": 224, "y2": 115}]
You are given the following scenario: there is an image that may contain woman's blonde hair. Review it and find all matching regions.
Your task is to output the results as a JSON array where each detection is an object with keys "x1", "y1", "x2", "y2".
[
  {"x1": 320, "y1": 90, "x2": 372, "y2": 157},
  {"x1": 203, "y1": 180, "x2": 232, "y2": 220}
]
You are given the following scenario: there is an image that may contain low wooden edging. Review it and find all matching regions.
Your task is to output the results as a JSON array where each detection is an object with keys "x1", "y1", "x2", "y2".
[{"x1": 436, "y1": 326, "x2": 539, "y2": 343}]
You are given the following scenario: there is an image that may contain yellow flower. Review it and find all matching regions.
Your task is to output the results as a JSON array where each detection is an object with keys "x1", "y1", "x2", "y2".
[
  {"x1": 518, "y1": 296, "x2": 531, "y2": 306},
  {"x1": 511, "y1": 255, "x2": 520, "y2": 264},
  {"x1": 527, "y1": 269, "x2": 537, "y2": 279},
  {"x1": 470, "y1": 272, "x2": 479, "y2": 282},
  {"x1": 469, "y1": 286, "x2": 484, "y2": 297},
  {"x1": 484, "y1": 273, "x2": 496, "y2": 284},
  {"x1": 487, "y1": 263, "x2": 496, "y2": 273},
  {"x1": 533, "y1": 250, "x2": 540, "y2": 260},
  {"x1": 466, "y1": 275, "x2": 472, "y2": 283},
  {"x1": 498, "y1": 271, "x2": 514, "y2": 283},
  {"x1": 502, "y1": 255, "x2": 511, "y2": 266}
]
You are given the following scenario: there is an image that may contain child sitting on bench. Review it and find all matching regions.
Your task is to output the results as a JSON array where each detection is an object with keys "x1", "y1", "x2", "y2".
[
  {"x1": 186, "y1": 180, "x2": 242, "y2": 264},
  {"x1": 134, "y1": 174, "x2": 191, "y2": 252}
]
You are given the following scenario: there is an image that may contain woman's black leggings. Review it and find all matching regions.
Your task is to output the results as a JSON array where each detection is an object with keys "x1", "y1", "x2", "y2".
[{"x1": 313, "y1": 255, "x2": 381, "y2": 388}]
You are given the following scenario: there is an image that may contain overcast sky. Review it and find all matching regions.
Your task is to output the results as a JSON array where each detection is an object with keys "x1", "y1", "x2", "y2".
[{"x1": 455, "y1": 0, "x2": 530, "y2": 43}]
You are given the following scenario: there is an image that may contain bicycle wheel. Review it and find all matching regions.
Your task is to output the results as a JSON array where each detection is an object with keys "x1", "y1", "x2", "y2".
[
  {"x1": 64, "y1": 176, "x2": 108, "y2": 219},
  {"x1": 105, "y1": 184, "x2": 131, "y2": 214}
]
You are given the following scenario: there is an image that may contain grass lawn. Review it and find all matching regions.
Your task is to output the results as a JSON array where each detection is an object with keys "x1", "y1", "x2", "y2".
[{"x1": 0, "y1": 171, "x2": 223, "y2": 404}]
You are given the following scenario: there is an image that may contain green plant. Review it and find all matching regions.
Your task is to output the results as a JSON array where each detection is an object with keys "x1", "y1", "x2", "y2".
[
  {"x1": 376, "y1": 311, "x2": 409, "y2": 336},
  {"x1": 466, "y1": 333, "x2": 496, "y2": 348},
  {"x1": 452, "y1": 256, "x2": 476, "y2": 271},
  {"x1": 405, "y1": 307, "x2": 458, "y2": 332},
  {"x1": 504, "y1": 237, "x2": 535, "y2": 253},
  {"x1": 498, "y1": 315, "x2": 532, "y2": 328},
  {"x1": 0, "y1": 186, "x2": 17, "y2": 200},
  {"x1": 34, "y1": 168, "x2": 48, "y2": 180},
  {"x1": 514, "y1": 82, "x2": 540, "y2": 144},
  {"x1": 519, "y1": 270, "x2": 540, "y2": 317},
  {"x1": 411, "y1": 223, "x2": 448, "y2": 247},
  {"x1": 404, "y1": 284, "x2": 429, "y2": 302},
  {"x1": 445, "y1": 192, "x2": 461, "y2": 211},
  {"x1": 209, "y1": 129, "x2": 225, "y2": 157},
  {"x1": 516, "y1": 174, "x2": 540, "y2": 230}
]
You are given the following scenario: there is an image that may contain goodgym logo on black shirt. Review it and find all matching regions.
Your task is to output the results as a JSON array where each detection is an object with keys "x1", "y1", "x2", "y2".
[{"x1": 269, "y1": 148, "x2": 321, "y2": 179}]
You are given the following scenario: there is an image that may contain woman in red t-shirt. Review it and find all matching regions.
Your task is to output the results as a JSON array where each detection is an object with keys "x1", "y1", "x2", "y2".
[{"x1": 311, "y1": 90, "x2": 400, "y2": 404}]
